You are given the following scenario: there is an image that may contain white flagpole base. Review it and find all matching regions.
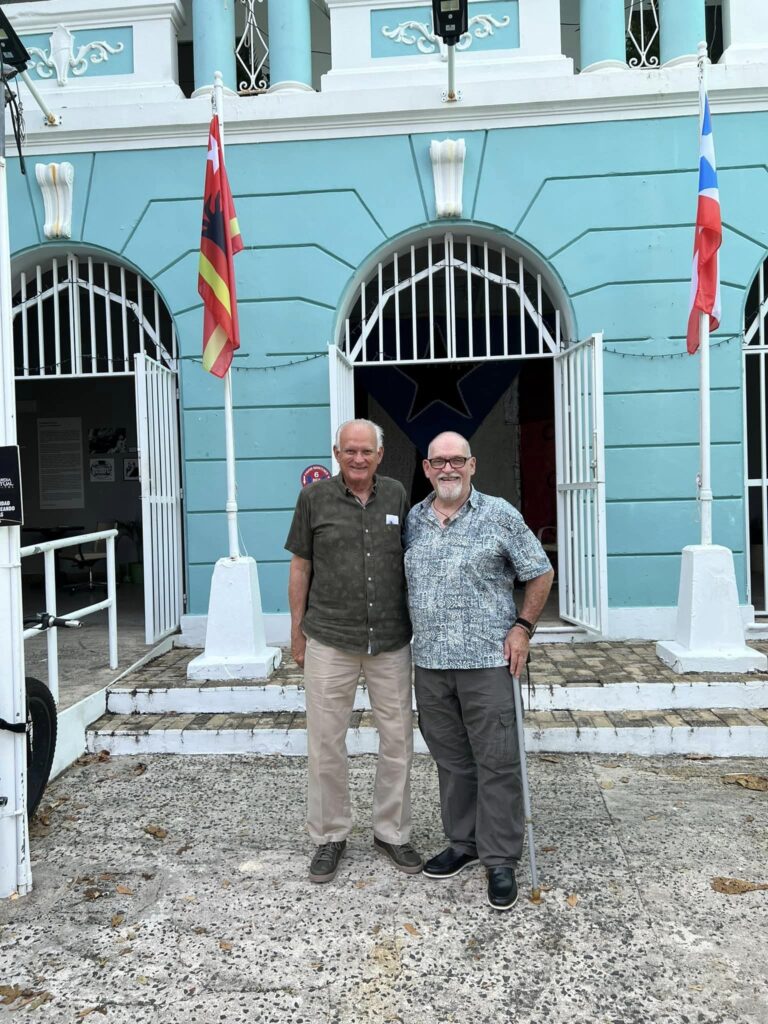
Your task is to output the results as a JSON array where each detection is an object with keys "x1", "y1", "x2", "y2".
[
  {"x1": 656, "y1": 545, "x2": 767, "y2": 674},
  {"x1": 187, "y1": 556, "x2": 282, "y2": 681}
]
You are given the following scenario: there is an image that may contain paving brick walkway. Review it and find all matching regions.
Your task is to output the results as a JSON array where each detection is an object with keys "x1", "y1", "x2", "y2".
[{"x1": 132, "y1": 640, "x2": 768, "y2": 691}]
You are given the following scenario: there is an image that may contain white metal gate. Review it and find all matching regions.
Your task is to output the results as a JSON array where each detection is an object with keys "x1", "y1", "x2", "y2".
[
  {"x1": 328, "y1": 342, "x2": 355, "y2": 465},
  {"x1": 134, "y1": 356, "x2": 183, "y2": 644},
  {"x1": 743, "y1": 261, "x2": 768, "y2": 613},
  {"x1": 13, "y1": 252, "x2": 176, "y2": 377},
  {"x1": 554, "y1": 333, "x2": 608, "y2": 632},
  {"x1": 342, "y1": 233, "x2": 560, "y2": 366}
]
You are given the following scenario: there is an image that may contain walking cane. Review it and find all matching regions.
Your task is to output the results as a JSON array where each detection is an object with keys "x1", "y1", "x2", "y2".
[{"x1": 512, "y1": 673, "x2": 540, "y2": 900}]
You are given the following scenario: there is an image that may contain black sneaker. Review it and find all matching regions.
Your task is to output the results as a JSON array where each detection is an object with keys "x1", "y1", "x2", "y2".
[
  {"x1": 309, "y1": 841, "x2": 346, "y2": 883},
  {"x1": 373, "y1": 837, "x2": 423, "y2": 874},
  {"x1": 423, "y1": 847, "x2": 479, "y2": 879},
  {"x1": 486, "y1": 867, "x2": 518, "y2": 911}
]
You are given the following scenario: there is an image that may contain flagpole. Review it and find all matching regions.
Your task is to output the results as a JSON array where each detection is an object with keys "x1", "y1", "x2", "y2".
[
  {"x1": 213, "y1": 69, "x2": 240, "y2": 560},
  {"x1": 697, "y1": 42, "x2": 713, "y2": 548},
  {"x1": 187, "y1": 71, "x2": 280, "y2": 682}
]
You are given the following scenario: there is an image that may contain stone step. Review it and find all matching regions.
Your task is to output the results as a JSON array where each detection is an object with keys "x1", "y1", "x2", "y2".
[
  {"x1": 86, "y1": 708, "x2": 768, "y2": 758},
  {"x1": 108, "y1": 647, "x2": 768, "y2": 715},
  {"x1": 107, "y1": 678, "x2": 768, "y2": 715}
]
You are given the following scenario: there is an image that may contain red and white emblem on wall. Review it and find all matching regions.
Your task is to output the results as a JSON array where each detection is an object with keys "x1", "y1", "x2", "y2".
[{"x1": 301, "y1": 464, "x2": 331, "y2": 487}]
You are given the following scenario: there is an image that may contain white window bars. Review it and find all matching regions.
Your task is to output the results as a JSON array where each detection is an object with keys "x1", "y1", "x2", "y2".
[
  {"x1": 236, "y1": 0, "x2": 269, "y2": 94},
  {"x1": 342, "y1": 233, "x2": 562, "y2": 367},
  {"x1": 626, "y1": 0, "x2": 660, "y2": 69},
  {"x1": 12, "y1": 253, "x2": 177, "y2": 378}
]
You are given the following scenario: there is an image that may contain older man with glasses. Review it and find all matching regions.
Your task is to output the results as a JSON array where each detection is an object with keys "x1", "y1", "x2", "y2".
[
  {"x1": 404, "y1": 431, "x2": 553, "y2": 911},
  {"x1": 285, "y1": 418, "x2": 421, "y2": 883}
]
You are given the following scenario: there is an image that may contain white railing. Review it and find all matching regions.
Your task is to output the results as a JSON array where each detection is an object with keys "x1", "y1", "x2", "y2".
[
  {"x1": 626, "y1": 0, "x2": 660, "y2": 69},
  {"x1": 20, "y1": 529, "x2": 118, "y2": 703},
  {"x1": 236, "y1": 0, "x2": 269, "y2": 94}
]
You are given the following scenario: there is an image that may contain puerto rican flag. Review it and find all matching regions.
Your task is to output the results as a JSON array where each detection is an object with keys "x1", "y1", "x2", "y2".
[{"x1": 686, "y1": 86, "x2": 722, "y2": 355}]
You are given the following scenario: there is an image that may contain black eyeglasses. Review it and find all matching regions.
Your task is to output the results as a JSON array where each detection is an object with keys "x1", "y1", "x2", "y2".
[{"x1": 427, "y1": 456, "x2": 469, "y2": 469}]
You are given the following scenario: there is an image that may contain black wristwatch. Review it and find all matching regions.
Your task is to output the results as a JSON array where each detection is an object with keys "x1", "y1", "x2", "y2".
[{"x1": 513, "y1": 616, "x2": 536, "y2": 639}]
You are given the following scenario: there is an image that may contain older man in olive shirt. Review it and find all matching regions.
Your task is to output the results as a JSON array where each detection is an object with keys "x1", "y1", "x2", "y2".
[{"x1": 285, "y1": 419, "x2": 422, "y2": 883}]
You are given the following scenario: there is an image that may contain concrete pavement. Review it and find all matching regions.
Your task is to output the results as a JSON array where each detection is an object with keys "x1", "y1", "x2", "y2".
[{"x1": 2, "y1": 751, "x2": 767, "y2": 1023}]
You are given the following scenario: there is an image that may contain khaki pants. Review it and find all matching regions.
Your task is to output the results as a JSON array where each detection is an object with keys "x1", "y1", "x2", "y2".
[{"x1": 304, "y1": 637, "x2": 413, "y2": 846}]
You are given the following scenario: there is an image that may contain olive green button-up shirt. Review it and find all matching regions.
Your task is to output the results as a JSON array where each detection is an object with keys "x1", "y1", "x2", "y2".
[{"x1": 284, "y1": 473, "x2": 411, "y2": 655}]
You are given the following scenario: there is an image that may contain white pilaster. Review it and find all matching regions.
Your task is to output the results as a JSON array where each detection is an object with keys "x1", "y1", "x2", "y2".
[{"x1": 721, "y1": 0, "x2": 768, "y2": 65}]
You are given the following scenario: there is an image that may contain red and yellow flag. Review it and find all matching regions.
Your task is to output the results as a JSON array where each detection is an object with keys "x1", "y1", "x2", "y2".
[{"x1": 198, "y1": 116, "x2": 243, "y2": 377}]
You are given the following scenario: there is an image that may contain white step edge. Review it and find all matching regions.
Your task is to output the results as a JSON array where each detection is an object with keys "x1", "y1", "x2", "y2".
[
  {"x1": 107, "y1": 678, "x2": 768, "y2": 716},
  {"x1": 86, "y1": 723, "x2": 768, "y2": 758}
]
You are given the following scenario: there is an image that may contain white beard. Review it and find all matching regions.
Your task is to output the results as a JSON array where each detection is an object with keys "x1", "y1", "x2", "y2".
[{"x1": 435, "y1": 478, "x2": 463, "y2": 503}]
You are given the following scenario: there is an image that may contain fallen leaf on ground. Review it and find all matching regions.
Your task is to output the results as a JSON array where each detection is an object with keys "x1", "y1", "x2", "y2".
[
  {"x1": 566, "y1": 893, "x2": 579, "y2": 908},
  {"x1": 711, "y1": 876, "x2": 768, "y2": 895},
  {"x1": 141, "y1": 873, "x2": 155, "y2": 880},
  {"x1": 83, "y1": 888, "x2": 107, "y2": 901},
  {"x1": 645, "y1": 814, "x2": 660, "y2": 821},
  {"x1": 132, "y1": 763, "x2": 147, "y2": 776},
  {"x1": 403, "y1": 923, "x2": 420, "y2": 937},
  {"x1": 538, "y1": 755, "x2": 560, "y2": 764},
  {"x1": 721, "y1": 774, "x2": 768, "y2": 792},
  {"x1": 176, "y1": 844, "x2": 192, "y2": 855},
  {"x1": 77, "y1": 1008, "x2": 108, "y2": 1019},
  {"x1": 598, "y1": 761, "x2": 621, "y2": 769},
  {"x1": 143, "y1": 825, "x2": 167, "y2": 840},
  {"x1": 18, "y1": 992, "x2": 52, "y2": 1011},
  {"x1": 685, "y1": 753, "x2": 714, "y2": 761},
  {"x1": 219, "y1": 941, "x2": 233, "y2": 951},
  {"x1": 98, "y1": 873, "x2": 115, "y2": 882},
  {"x1": 0, "y1": 986, "x2": 24, "y2": 1005},
  {"x1": 115, "y1": 885, "x2": 133, "y2": 896},
  {"x1": 354, "y1": 880, "x2": 372, "y2": 889},
  {"x1": 542, "y1": 846, "x2": 557, "y2": 853},
  {"x1": 221, "y1": 879, "x2": 231, "y2": 889},
  {"x1": 98, "y1": 750, "x2": 111, "y2": 762},
  {"x1": 111, "y1": 914, "x2": 125, "y2": 928},
  {"x1": 529, "y1": 890, "x2": 544, "y2": 905},
  {"x1": 599, "y1": 780, "x2": 615, "y2": 790},
  {"x1": 193, "y1": 926, "x2": 207, "y2": 935}
]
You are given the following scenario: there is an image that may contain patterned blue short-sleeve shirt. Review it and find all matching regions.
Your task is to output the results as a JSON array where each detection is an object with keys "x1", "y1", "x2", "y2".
[{"x1": 404, "y1": 488, "x2": 552, "y2": 670}]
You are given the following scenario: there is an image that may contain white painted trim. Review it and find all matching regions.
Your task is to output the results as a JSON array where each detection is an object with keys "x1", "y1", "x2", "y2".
[
  {"x1": 86, "y1": 723, "x2": 768, "y2": 758},
  {"x1": 108, "y1": 676, "x2": 768, "y2": 716},
  {"x1": 11, "y1": 64, "x2": 768, "y2": 155}
]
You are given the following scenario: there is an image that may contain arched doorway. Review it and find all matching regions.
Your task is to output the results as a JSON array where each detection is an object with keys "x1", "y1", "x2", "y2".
[
  {"x1": 330, "y1": 229, "x2": 608, "y2": 633},
  {"x1": 12, "y1": 250, "x2": 183, "y2": 645}
]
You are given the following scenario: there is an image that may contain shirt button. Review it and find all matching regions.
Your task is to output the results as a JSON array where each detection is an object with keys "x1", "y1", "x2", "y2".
[{"x1": 368, "y1": 577, "x2": 372, "y2": 581}]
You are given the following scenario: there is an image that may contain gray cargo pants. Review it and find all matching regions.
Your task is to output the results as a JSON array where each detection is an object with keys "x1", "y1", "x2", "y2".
[{"x1": 414, "y1": 665, "x2": 524, "y2": 867}]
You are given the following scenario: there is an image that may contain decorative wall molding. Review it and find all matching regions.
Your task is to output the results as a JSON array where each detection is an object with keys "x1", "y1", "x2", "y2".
[
  {"x1": 430, "y1": 138, "x2": 466, "y2": 218},
  {"x1": 381, "y1": 13, "x2": 512, "y2": 57},
  {"x1": 35, "y1": 162, "x2": 75, "y2": 239},
  {"x1": 27, "y1": 25, "x2": 125, "y2": 86}
]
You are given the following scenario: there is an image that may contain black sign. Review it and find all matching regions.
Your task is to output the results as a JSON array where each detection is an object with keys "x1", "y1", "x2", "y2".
[{"x1": 0, "y1": 446, "x2": 23, "y2": 526}]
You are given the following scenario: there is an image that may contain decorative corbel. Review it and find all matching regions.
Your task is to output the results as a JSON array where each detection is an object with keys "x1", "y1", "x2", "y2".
[
  {"x1": 35, "y1": 162, "x2": 75, "y2": 239},
  {"x1": 430, "y1": 139, "x2": 466, "y2": 218}
]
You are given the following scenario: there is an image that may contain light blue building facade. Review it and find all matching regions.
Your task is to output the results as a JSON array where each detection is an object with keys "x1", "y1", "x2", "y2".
[{"x1": 7, "y1": 0, "x2": 768, "y2": 644}]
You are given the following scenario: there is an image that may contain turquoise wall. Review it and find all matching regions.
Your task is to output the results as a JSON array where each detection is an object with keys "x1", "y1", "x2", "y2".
[{"x1": 7, "y1": 109, "x2": 766, "y2": 614}]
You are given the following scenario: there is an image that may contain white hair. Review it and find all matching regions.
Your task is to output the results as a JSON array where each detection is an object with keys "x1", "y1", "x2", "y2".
[{"x1": 335, "y1": 418, "x2": 384, "y2": 449}]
